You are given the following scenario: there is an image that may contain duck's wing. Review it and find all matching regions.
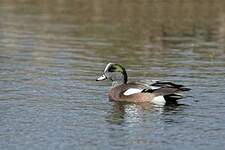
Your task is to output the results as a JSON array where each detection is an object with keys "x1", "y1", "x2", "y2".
[
  {"x1": 141, "y1": 80, "x2": 191, "y2": 102},
  {"x1": 126, "y1": 80, "x2": 190, "y2": 93},
  {"x1": 148, "y1": 80, "x2": 190, "y2": 91},
  {"x1": 124, "y1": 80, "x2": 190, "y2": 95}
]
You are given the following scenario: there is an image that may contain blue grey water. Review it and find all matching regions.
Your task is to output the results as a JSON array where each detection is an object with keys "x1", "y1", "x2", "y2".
[{"x1": 0, "y1": 1, "x2": 225, "y2": 150}]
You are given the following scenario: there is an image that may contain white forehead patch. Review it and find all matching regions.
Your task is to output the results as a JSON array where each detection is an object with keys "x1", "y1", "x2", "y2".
[
  {"x1": 123, "y1": 88, "x2": 142, "y2": 96},
  {"x1": 104, "y1": 63, "x2": 113, "y2": 72}
]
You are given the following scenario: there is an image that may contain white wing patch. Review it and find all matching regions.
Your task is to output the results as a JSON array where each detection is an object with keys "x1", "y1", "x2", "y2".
[
  {"x1": 123, "y1": 88, "x2": 142, "y2": 96},
  {"x1": 149, "y1": 86, "x2": 161, "y2": 90}
]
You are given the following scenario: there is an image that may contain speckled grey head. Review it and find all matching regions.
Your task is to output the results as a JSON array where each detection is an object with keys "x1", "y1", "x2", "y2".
[{"x1": 96, "y1": 63, "x2": 128, "y2": 84}]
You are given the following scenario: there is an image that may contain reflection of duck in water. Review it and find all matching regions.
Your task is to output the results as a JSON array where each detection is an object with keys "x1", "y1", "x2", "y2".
[
  {"x1": 106, "y1": 102, "x2": 149, "y2": 125},
  {"x1": 97, "y1": 63, "x2": 190, "y2": 105},
  {"x1": 107, "y1": 101, "x2": 187, "y2": 125}
]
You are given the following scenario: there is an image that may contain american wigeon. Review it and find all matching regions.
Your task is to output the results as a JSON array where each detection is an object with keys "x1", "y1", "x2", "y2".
[{"x1": 96, "y1": 63, "x2": 190, "y2": 105}]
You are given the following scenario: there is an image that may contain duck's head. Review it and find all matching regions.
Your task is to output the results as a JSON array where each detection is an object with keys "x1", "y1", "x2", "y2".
[{"x1": 96, "y1": 63, "x2": 128, "y2": 84}]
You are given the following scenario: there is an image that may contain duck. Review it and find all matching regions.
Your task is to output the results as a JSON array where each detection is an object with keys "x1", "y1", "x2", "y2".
[{"x1": 96, "y1": 63, "x2": 190, "y2": 105}]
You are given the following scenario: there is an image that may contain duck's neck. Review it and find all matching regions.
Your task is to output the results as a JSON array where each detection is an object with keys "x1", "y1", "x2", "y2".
[
  {"x1": 112, "y1": 81, "x2": 121, "y2": 87},
  {"x1": 111, "y1": 71, "x2": 128, "y2": 87},
  {"x1": 122, "y1": 71, "x2": 128, "y2": 84}
]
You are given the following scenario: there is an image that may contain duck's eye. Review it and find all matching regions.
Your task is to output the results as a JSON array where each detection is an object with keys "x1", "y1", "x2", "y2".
[{"x1": 108, "y1": 66, "x2": 116, "y2": 72}]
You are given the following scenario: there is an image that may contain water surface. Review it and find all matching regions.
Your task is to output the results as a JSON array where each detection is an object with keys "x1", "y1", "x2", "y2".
[{"x1": 0, "y1": 0, "x2": 225, "y2": 150}]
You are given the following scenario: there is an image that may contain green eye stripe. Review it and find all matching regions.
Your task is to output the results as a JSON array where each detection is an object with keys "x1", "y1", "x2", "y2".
[{"x1": 113, "y1": 65, "x2": 123, "y2": 72}]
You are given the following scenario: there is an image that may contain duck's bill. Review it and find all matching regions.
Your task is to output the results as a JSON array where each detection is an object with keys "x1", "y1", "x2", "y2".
[{"x1": 96, "y1": 74, "x2": 107, "y2": 81}]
